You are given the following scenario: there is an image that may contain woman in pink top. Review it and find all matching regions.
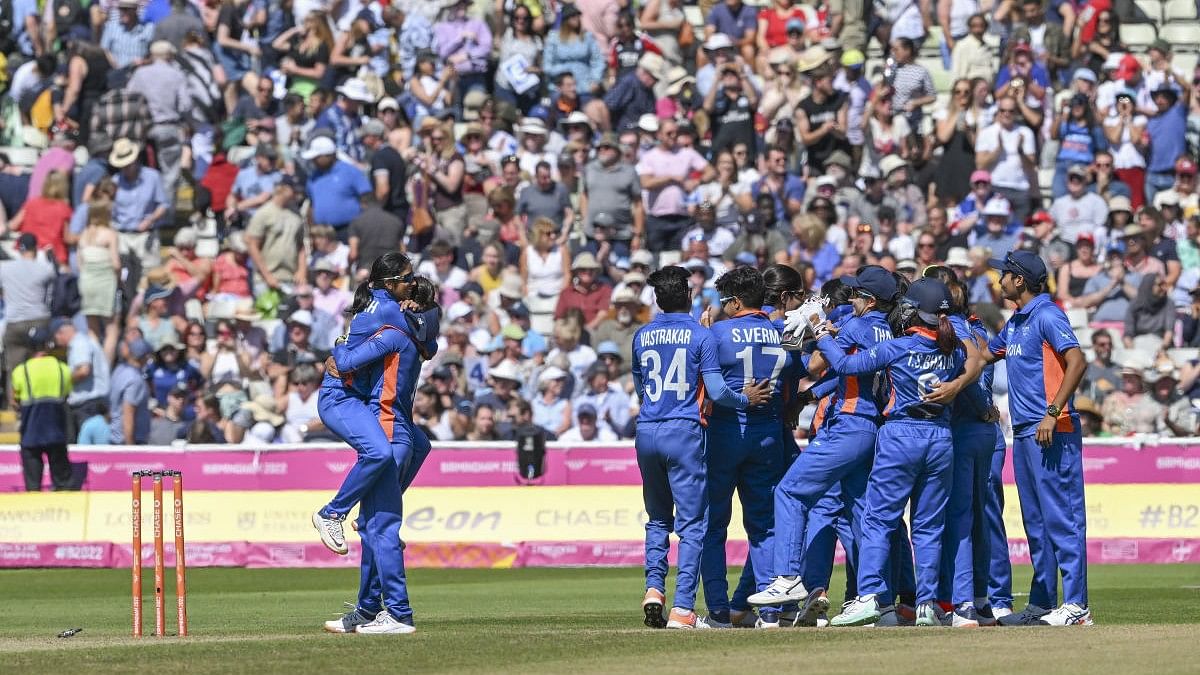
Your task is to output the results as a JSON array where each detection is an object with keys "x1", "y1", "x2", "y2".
[{"x1": 211, "y1": 231, "x2": 252, "y2": 299}]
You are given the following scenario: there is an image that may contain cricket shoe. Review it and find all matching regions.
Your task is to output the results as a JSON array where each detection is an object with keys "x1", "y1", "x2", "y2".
[
  {"x1": 997, "y1": 604, "x2": 1049, "y2": 626},
  {"x1": 755, "y1": 609, "x2": 782, "y2": 629},
  {"x1": 796, "y1": 590, "x2": 830, "y2": 627},
  {"x1": 975, "y1": 603, "x2": 998, "y2": 627},
  {"x1": 643, "y1": 589, "x2": 667, "y2": 628},
  {"x1": 355, "y1": 611, "x2": 416, "y2": 634},
  {"x1": 747, "y1": 576, "x2": 811, "y2": 606},
  {"x1": 323, "y1": 604, "x2": 377, "y2": 633},
  {"x1": 915, "y1": 602, "x2": 942, "y2": 627},
  {"x1": 992, "y1": 607, "x2": 1013, "y2": 621},
  {"x1": 729, "y1": 609, "x2": 758, "y2": 628},
  {"x1": 831, "y1": 595, "x2": 881, "y2": 627},
  {"x1": 1037, "y1": 604, "x2": 1093, "y2": 626},
  {"x1": 949, "y1": 603, "x2": 980, "y2": 628},
  {"x1": 667, "y1": 608, "x2": 721, "y2": 629},
  {"x1": 312, "y1": 509, "x2": 348, "y2": 555},
  {"x1": 868, "y1": 605, "x2": 898, "y2": 627}
]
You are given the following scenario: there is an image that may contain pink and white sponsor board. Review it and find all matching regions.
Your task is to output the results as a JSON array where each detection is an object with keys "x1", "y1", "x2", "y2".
[
  {"x1": 2, "y1": 440, "x2": 1198, "y2": 491},
  {"x1": 1, "y1": 538, "x2": 1197, "y2": 568}
]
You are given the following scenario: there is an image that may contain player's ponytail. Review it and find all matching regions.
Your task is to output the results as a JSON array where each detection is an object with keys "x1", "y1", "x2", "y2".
[
  {"x1": 936, "y1": 315, "x2": 957, "y2": 355},
  {"x1": 348, "y1": 252, "x2": 413, "y2": 315}
]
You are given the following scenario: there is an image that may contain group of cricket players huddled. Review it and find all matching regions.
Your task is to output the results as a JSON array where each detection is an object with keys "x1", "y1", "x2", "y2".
[{"x1": 631, "y1": 250, "x2": 1091, "y2": 630}]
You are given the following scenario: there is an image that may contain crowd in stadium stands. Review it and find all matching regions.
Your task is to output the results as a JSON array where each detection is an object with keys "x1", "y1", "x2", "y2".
[{"x1": 0, "y1": 0, "x2": 1199, "y2": 446}]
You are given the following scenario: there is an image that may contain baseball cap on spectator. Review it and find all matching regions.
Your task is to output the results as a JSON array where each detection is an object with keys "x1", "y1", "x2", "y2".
[
  {"x1": 945, "y1": 247, "x2": 971, "y2": 269},
  {"x1": 1115, "y1": 54, "x2": 1141, "y2": 81},
  {"x1": 1122, "y1": 224, "x2": 1146, "y2": 239},
  {"x1": 734, "y1": 251, "x2": 758, "y2": 267},
  {"x1": 1151, "y1": 84, "x2": 1179, "y2": 103},
  {"x1": 572, "y1": 252, "x2": 601, "y2": 271},
  {"x1": 502, "y1": 323, "x2": 527, "y2": 341},
  {"x1": 1028, "y1": 210, "x2": 1054, "y2": 226},
  {"x1": 279, "y1": 175, "x2": 298, "y2": 190},
  {"x1": 815, "y1": 175, "x2": 838, "y2": 191},
  {"x1": 302, "y1": 136, "x2": 337, "y2": 160},
  {"x1": 1073, "y1": 68, "x2": 1097, "y2": 84},
  {"x1": 509, "y1": 301, "x2": 530, "y2": 319},
  {"x1": 337, "y1": 78, "x2": 375, "y2": 103},
  {"x1": 16, "y1": 232, "x2": 38, "y2": 253},
  {"x1": 637, "y1": 114, "x2": 659, "y2": 134},
  {"x1": 592, "y1": 212, "x2": 616, "y2": 230},
  {"x1": 49, "y1": 317, "x2": 73, "y2": 334},
  {"x1": 557, "y1": 152, "x2": 576, "y2": 169},
  {"x1": 1076, "y1": 232, "x2": 1096, "y2": 248},
  {"x1": 638, "y1": 52, "x2": 665, "y2": 79},
  {"x1": 577, "y1": 403, "x2": 598, "y2": 419},
  {"x1": 128, "y1": 339, "x2": 154, "y2": 361},
  {"x1": 982, "y1": 197, "x2": 1011, "y2": 217},
  {"x1": 377, "y1": 97, "x2": 399, "y2": 112},
  {"x1": 825, "y1": 150, "x2": 853, "y2": 171},
  {"x1": 1157, "y1": 191, "x2": 1181, "y2": 206},
  {"x1": 842, "y1": 266, "x2": 898, "y2": 299},
  {"x1": 785, "y1": 17, "x2": 805, "y2": 32},
  {"x1": 158, "y1": 339, "x2": 185, "y2": 353},
  {"x1": 630, "y1": 250, "x2": 655, "y2": 269},
  {"x1": 970, "y1": 170, "x2": 991, "y2": 185},
  {"x1": 1115, "y1": 89, "x2": 1136, "y2": 103},
  {"x1": 288, "y1": 310, "x2": 314, "y2": 328},
  {"x1": 538, "y1": 366, "x2": 567, "y2": 385},
  {"x1": 354, "y1": 8, "x2": 379, "y2": 30},
  {"x1": 489, "y1": 360, "x2": 521, "y2": 382},
  {"x1": 703, "y1": 34, "x2": 734, "y2": 51},
  {"x1": 460, "y1": 282, "x2": 485, "y2": 301},
  {"x1": 1176, "y1": 157, "x2": 1197, "y2": 175},
  {"x1": 447, "y1": 302, "x2": 473, "y2": 322},
  {"x1": 431, "y1": 366, "x2": 453, "y2": 381},
  {"x1": 560, "y1": 111, "x2": 593, "y2": 130},
  {"x1": 144, "y1": 285, "x2": 173, "y2": 303},
  {"x1": 109, "y1": 138, "x2": 140, "y2": 168},
  {"x1": 682, "y1": 258, "x2": 712, "y2": 279},
  {"x1": 1067, "y1": 164, "x2": 1089, "y2": 179},
  {"x1": 596, "y1": 341, "x2": 622, "y2": 359},
  {"x1": 989, "y1": 250, "x2": 1048, "y2": 284},
  {"x1": 359, "y1": 119, "x2": 387, "y2": 139},
  {"x1": 26, "y1": 325, "x2": 54, "y2": 350},
  {"x1": 841, "y1": 49, "x2": 865, "y2": 68},
  {"x1": 880, "y1": 155, "x2": 906, "y2": 177},
  {"x1": 1011, "y1": 42, "x2": 1033, "y2": 57}
]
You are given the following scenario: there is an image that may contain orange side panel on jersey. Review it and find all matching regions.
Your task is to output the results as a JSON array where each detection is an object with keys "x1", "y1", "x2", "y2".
[
  {"x1": 378, "y1": 353, "x2": 400, "y2": 441},
  {"x1": 883, "y1": 370, "x2": 896, "y2": 417},
  {"x1": 1041, "y1": 341, "x2": 1074, "y2": 433},
  {"x1": 839, "y1": 347, "x2": 859, "y2": 414},
  {"x1": 697, "y1": 378, "x2": 708, "y2": 428},
  {"x1": 810, "y1": 395, "x2": 831, "y2": 434}
]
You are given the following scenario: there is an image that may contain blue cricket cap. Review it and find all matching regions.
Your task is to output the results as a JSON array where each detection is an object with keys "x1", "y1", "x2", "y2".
[
  {"x1": 841, "y1": 265, "x2": 898, "y2": 300},
  {"x1": 989, "y1": 250, "x2": 1047, "y2": 284},
  {"x1": 904, "y1": 278, "x2": 952, "y2": 324}
]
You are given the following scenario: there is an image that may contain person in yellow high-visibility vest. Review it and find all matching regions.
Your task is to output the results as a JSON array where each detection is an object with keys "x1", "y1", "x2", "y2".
[{"x1": 12, "y1": 326, "x2": 73, "y2": 491}]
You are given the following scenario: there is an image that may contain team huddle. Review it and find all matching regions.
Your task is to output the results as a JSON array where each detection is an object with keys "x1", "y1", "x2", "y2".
[{"x1": 632, "y1": 250, "x2": 1092, "y2": 629}]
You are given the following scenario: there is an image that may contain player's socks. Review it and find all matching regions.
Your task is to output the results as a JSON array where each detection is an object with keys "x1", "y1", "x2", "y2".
[
  {"x1": 355, "y1": 610, "x2": 416, "y2": 634},
  {"x1": 312, "y1": 509, "x2": 348, "y2": 555}
]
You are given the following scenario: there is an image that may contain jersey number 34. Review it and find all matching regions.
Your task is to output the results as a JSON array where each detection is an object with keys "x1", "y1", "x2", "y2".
[{"x1": 641, "y1": 349, "x2": 689, "y2": 402}]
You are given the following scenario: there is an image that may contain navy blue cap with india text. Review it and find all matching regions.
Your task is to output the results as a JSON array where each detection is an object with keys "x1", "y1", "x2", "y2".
[
  {"x1": 841, "y1": 265, "x2": 898, "y2": 301},
  {"x1": 989, "y1": 250, "x2": 1048, "y2": 284}
]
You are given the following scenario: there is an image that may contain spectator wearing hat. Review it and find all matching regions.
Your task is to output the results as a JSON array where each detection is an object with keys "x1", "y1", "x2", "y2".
[
  {"x1": 282, "y1": 283, "x2": 341, "y2": 351},
  {"x1": 147, "y1": 383, "x2": 191, "y2": 445},
  {"x1": 531, "y1": 365, "x2": 572, "y2": 437},
  {"x1": 976, "y1": 95, "x2": 1038, "y2": 223},
  {"x1": 126, "y1": 40, "x2": 190, "y2": 204},
  {"x1": 279, "y1": 364, "x2": 330, "y2": 443},
  {"x1": 1144, "y1": 83, "x2": 1191, "y2": 203},
  {"x1": 227, "y1": 144, "x2": 283, "y2": 222},
  {"x1": 1100, "y1": 367, "x2": 1163, "y2": 436},
  {"x1": 474, "y1": 359, "x2": 523, "y2": 425},
  {"x1": 0, "y1": 233, "x2": 56, "y2": 393},
  {"x1": 555, "y1": 252, "x2": 613, "y2": 330},
  {"x1": 270, "y1": 309, "x2": 329, "y2": 395},
  {"x1": 544, "y1": 2, "x2": 604, "y2": 101},
  {"x1": 165, "y1": 227, "x2": 213, "y2": 302},
  {"x1": 704, "y1": 57, "x2": 760, "y2": 161},
  {"x1": 109, "y1": 138, "x2": 169, "y2": 273},
  {"x1": 880, "y1": 154, "x2": 926, "y2": 226},
  {"x1": 795, "y1": 59, "x2": 850, "y2": 175},
  {"x1": 593, "y1": 51, "x2": 661, "y2": 134},
  {"x1": 311, "y1": 259, "x2": 352, "y2": 324},
  {"x1": 316, "y1": 77, "x2": 375, "y2": 163},
  {"x1": 1152, "y1": 156, "x2": 1200, "y2": 216},
  {"x1": 1103, "y1": 88, "x2": 1148, "y2": 209},
  {"x1": 303, "y1": 136, "x2": 371, "y2": 237},
  {"x1": 518, "y1": 161, "x2": 573, "y2": 233},
  {"x1": 591, "y1": 287, "x2": 646, "y2": 363},
  {"x1": 13, "y1": 325, "x2": 73, "y2": 490},
  {"x1": 135, "y1": 277, "x2": 183, "y2": 350},
  {"x1": 111, "y1": 339, "x2": 154, "y2": 444},
  {"x1": 695, "y1": 33, "x2": 741, "y2": 98},
  {"x1": 605, "y1": 12, "x2": 661, "y2": 85},
  {"x1": 101, "y1": 0, "x2": 154, "y2": 68},
  {"x1": 231, "y1": 395, "x2": 285, "y2": 446},
  {"x1": 969, "y1": 197, "x2": 1021, "y2": 260},
  {"x1": 1050, "y1": 164, "x2": 1109, "y2": 243},
  {"x1": 560, "y1": 402, "x2": 618, "y2": 442},
  {"x1": 147, "y1": 340, "x2": 203, "y2": 408},
  {"x1": 1050, "y1": 92, "x2": 1106, "y2": 199},
  {"x1": 583, "y1": 132, "x2": 644, "y2": 250}
]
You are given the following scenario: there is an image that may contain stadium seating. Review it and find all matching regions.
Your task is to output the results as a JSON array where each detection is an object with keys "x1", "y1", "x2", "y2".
[
  {"x1": 1164, "y1": 0, "x2": 1198, "y2": 23},
  {"x1": 1136, "y1": 0, "x2": 1164, "y2": 23},
  {"x1": 1160, "y1": 23, "x2": 1200, "y2": 49},
  {"x1": 1122, "y1": 23, "x2": 1160, "y2": 48}
]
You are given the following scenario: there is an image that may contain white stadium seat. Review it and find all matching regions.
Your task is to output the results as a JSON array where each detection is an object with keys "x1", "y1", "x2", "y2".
[
  {"x1": 1135, "y1": 0, "x2": 1163, "y2": 23},
  {"x1": 1160, "y1": 23, "x2": 1200, "y2": 48},
  {"x1": 1121, "y1": 23, "x2": 1159, "y2": 48},
  {"x1": 1164, "y1": 0, "x2": 1197, "y2": 22},
  {"x1": 1067, "y1": 308, "x2": 1090, "y2": 329}
]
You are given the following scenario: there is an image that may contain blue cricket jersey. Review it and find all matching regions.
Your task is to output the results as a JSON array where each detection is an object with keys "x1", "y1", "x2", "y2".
[
  {"x1": 333, "y1": 319, "x2": 439, "y2": 441},
  {"x1": 987, "y1": 293, "x2": 1081, "y2": 437},
  {"x1": 825, "y1": 310, "x2": 893, "y2": 420},
  {"x1": 632, "y1": 312, "x2": 722, "y2": 424},
  {"x1": 818, "y1": 328, "x2": 965, "y2": 424},
  {"x1": 708, "y1": 310, "x2": 799, "y2": 424},
  {"x1": 948, "y1": 314, "x2": 993, "y2": 422}
]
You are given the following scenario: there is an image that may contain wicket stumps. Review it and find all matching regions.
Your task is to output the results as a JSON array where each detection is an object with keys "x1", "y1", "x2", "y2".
[{"x1": 132, "y1": 470, "x2": 188, "y2": 637}]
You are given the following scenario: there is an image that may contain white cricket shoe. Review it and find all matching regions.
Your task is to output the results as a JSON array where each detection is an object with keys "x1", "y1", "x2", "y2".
[
  {"x1": 667, "y1": 608, "x2": 718, "y2": 629},
  {"x1": 997, "y1": 604, "x2": 1049, "y2": 626},
  {"x1": 323, "y1": 605, "x2": 377, "y2": 633},
  {"x1": 992, "y1": 607, "x2": 1013, "y2": 621},
  {"x1": 915, "y1": 602, "x2": 941, "y2": 627},
  {"x1": 831, "y1": 595, "x2": 881, "y2": 627},
  {"x1": 312, "y1": 510, "x2": 348, "y2": 555},
  {"x1": 747, "y1": 576, "x2": 811, "y2": 606},
  {"x1": 950, "y1": 603, "x2": 980, "y2": 628},
  {"x1": 755, "y1": 610, "x2": 782, "y2": 629},
  {"x1": 1037, "y1": 604, "x2": 1093, "y2": 626},
  {"x1": 355, "y1": 610, "x2": 416, "y2": 634}
]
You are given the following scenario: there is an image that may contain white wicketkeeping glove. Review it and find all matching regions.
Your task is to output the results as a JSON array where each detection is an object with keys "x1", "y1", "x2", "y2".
[{"x1": 782, "y1": 296, "x2": 827, "y2": 350}]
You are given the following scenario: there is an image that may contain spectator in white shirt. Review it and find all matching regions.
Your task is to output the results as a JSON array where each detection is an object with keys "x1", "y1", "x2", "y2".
[
  {"x1": 558, "y1": 403, "x2": 617, "y2": 442},
  {"x1": 975, "y1": 95, "x2": 1038, "y2": 223},
  {"x1": 1050, "y1": 164, "x2": 1110, "y2": 244}
]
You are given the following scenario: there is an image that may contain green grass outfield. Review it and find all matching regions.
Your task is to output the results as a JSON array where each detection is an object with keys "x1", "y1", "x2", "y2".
[{"x1": 2, "y1": 565, "x2": 1198, "y2": 673}]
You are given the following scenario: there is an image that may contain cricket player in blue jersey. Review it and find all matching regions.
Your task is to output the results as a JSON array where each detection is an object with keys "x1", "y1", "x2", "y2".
[
  {"x1": 700, "y1": 266, "x2": 802, "y2": 629},
  {"x1": 822, "y1": 279, "x2": 968, "y2": 627},
  {"x1": 975, "y1": 431, "x2": 1013, "y2": 619},
  {"x1": 748, "y1": 266, "x2": 897, "y2": 621},
  {"x1": 921, "y1": 268, "x2": 996, "y2": 627},
  {"x1": 983, "y1": 251, "x2": 1090, "y2": 627},
  {"x1": 632, "y1": 266, "x2": 771, "y2": 630}
]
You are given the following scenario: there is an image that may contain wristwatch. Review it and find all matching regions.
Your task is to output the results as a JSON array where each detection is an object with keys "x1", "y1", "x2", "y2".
[{"x1": 1046, "y1": 404, "x2": 1061, "y2": 418}]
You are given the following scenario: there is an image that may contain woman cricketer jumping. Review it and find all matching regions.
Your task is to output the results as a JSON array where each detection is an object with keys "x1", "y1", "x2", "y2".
[
  {"x1": 818, "y1": 278, "x2": 972, "y2": 627},
  {"x1": 983, "y1": 251, "x2": 1091, "y2": 627}
]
